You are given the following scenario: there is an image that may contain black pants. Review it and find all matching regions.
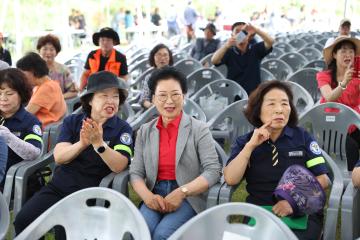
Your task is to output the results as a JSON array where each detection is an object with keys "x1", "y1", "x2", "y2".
[
  {"x1": 346, "y1": 129, "x2": 360, "y2": 171},
  {"x1": 14, "y1": 183, "x2": 67, "y2": 240},
  {"x1": 292, "y1": 213, "x2": 323, "y2": 240}
]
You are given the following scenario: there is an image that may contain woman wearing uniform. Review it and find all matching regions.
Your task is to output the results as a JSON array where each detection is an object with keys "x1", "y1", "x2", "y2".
[
  {"x1": 130, "y1": 67, "x2": 222, "y2": 240},
  {"x1": 0, "y1": 68, "x2": 42, "y2": 186},
  {"x1": 14, "y1": 71, "x2": 133, "y2": 239},
  {"x1": 139, "y1": 43, "x2": 174, "y2": 109},
  {"x1": 317, "y1": 36, "x2": 360, "y2": 171},
  {"x1": 16, "y1": 52, "x2": 67, "y2": 128},
  {"x1": 224, "y1": 81, "x2": 329, "y2": 240}
]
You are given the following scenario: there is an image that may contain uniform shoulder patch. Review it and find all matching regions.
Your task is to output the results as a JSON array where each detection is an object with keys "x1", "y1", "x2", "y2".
[
  {"x1": 309, "y1": 141, "x2": 321, "y2": 155},
  {"x1": 32, "y1": 125, "x2": 42, "y2": 136},
  {"x1": 120, "y1": 132, "x2": 132, "y2": 145}
]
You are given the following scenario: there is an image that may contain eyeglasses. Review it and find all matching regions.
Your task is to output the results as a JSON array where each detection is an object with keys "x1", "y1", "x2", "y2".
[{"x1": 155, "y1": 93, "x2": 183, "y2": 102}]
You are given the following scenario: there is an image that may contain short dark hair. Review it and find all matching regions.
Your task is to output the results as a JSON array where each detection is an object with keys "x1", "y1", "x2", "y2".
[
  {"x1": 16, "y1": 52, "x2": 49, "y2": 78},
  {"x1": 231, "y1": 21, "x2": 246, "y2": 31},
  {"x1": 80, "y1": 91, "x2": 126, "y2": 117},
  {"x1": 148, "y1": 66, "x2": 187, "y2": 97},
  {"x1": 148, "y1": 43, "x2": 174, "y2": 68},
  {"x1": 36, "y1": 34, "x2": 62, "y2": 53},
  {"x1": 0, "y1": 68, "x2": 33, "y2": 105},
  {"x1": 244, "y1": 80, "x2": 298, "y2": 128}
]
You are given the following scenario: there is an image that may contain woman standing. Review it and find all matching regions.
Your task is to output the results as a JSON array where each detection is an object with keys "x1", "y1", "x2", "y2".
[{"x1": 37, "y1": 34, "x2": 78, "y2": 99}]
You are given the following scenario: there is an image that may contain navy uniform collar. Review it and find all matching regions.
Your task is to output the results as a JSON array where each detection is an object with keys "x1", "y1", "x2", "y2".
[
  {"x1": 80, "y1": 112, "x2": 119, "y2": 129},
  {"x1": 5, "y1": 106, "x2": 27, "y2": 121},
  {"x1": 274, "y1": 126, "x2": 294, "y2": 141}
]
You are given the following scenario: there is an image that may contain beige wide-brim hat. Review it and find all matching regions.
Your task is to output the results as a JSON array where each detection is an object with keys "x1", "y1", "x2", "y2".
[{"x1": 323, "y1": 35, "x2": 360, "y2": 65}]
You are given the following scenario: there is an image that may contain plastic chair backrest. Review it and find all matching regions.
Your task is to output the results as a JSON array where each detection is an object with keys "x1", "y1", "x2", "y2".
[
  {"x1": 261, "y1": 68, "x2": 276, "y2": 82},
  {"x1": 261, "y1": 59, "x2": 293, "y2": 81},
  {"x1": 287, "y1": 67, "x2": 320, "y2": 102},
  {"x1": 299, "y1": 47, "x2": 322, "y2": 62},
  {"x1": 14, "y1": 187, "x2": 151, "y2": 240},
  {"x1": 173, "y1": 51, "x2": 189, "y2": 63},
  {"x1": 191, "y1": 79, "x2": 248, "y2": 119},
  {"x1": 280, "y1": 52, "x2": 308, "y2": 72},
  {"x1": 130, "y1": 67, "x2": 154, "y2": 91},
  {"x1": 304, "y1": 42, "x2": 324, "y2": 52},
  {"x1": 211, "y1": 64, "x2": 228, "y2": 78},
  {"x1": 264, "y1": 47, "x2": 284, "y2": 60},
  {"x1": 273, "y1": 42, "x2": 293, "y2": 53},
  {"x1": 289, "y1": 38, "x2": 307, "y2": 50},
  {"x1": 200, "y1": 53, "x2": 214, "y2": 67},
  {"x1": 287, "y1": 81, "x2": 314, "y2": 116},
  {"x1": 129, "y1": 58, "x2": 151, "y2": 83},
  {"x1": 186, "y1": 68, "x2": 225, "y2": 96},
  {"x1": 168, "y1": 202, "x2": 298, "y2": 240},
  {"x1": 298, "y1": 102, "x2": 360, "y2": 185},
  {"x1": 0, "y1": 192, "x2": 10, "y2": 240},
  {"x1": 207, "y1": 100, "x2": 253, "y2": 144},
  {"x1": 301, "y1": 35, "x2": 316, "y2": 43},
  {"x1": 304, "y1": 59, "x2": 326, "y2": 71},
  {"x1": 174, "y1": 59, "x2": 203, "y2": 77}
]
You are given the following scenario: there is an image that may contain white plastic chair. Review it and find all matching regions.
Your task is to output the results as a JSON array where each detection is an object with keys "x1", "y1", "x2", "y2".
[
  {"x1": 168, "y1": 202, "x2": 298, "y2": 240},
  {"x1": 14, "y1": 187, "x2": 151, "y2": 240}
]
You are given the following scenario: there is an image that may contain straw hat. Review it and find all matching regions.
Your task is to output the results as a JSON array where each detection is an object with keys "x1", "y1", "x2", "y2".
[{"x1": 323, "y1": 35, "x2": 360, "y2": 65}]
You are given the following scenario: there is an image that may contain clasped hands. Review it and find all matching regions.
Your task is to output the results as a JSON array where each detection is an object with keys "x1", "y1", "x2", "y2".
[{"x1": 144, "y1": 188, "x2": 186, "y2": 213}]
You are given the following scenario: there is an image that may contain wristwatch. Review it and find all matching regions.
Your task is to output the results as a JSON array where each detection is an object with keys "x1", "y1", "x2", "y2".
[
  {"x1": 180, "y1": 186, "x2": 189, "y2": 197},
  {"x1": 94, "y1": 142, "x2": 106, "y2": 154},
  {"x1": 339, "y1": 81, "x2": 347, "y2": 90}
]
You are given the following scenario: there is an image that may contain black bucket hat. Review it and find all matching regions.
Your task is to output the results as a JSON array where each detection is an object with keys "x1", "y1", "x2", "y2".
[
  {"x1": 80, "y1": 71, "x2": 128, "y2": 100},
  {"x1": 92, "y1": 27, "x2": 120, "y2": 46}
]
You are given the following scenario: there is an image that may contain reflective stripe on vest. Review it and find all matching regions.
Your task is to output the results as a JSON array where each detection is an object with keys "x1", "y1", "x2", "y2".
[{"x1": 88, "y1": 49, "x2": 121, "y2": 76}]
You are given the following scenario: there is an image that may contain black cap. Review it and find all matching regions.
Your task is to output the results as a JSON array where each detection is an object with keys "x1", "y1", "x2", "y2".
[
  {"x1": 80, "y1": 71, "x2": 128, "y2": 99},
  {"x1": 92, "y1": 27, "x2": 120, "y2": 46},
  {"x1": 201, "y1": 23, "x2": 217, "y2": 35}
]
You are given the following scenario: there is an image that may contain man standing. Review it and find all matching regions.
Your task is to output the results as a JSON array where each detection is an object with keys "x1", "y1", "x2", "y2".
[
  {"x1": 0, "y1": 32, "x2": 12, "y2": 66},
  {"x1": 190, "y1": 23, "x2": 221, "y2": 61},
  {"x1": 183, "y1": 1, "x2": 198, "y2": 42},
  {"x1": 80, "y1": 27, "x2": 128, "y2": 90},
  {"x1": 211, "y1": 22, "x2": 273, "y2": 95}
]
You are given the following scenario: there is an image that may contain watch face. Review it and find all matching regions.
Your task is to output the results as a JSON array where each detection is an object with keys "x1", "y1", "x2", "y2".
[{"x1": 97, "y1": 146, "x2": 106, "y2": 153}]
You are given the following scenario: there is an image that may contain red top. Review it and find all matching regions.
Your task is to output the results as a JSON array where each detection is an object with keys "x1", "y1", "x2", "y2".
[
  {"x1": 156, "y1": 112, "x2": 183, "y2": 181},
  {"x1": 317, "y1": 70, "x2": 360, "y2": 132}
]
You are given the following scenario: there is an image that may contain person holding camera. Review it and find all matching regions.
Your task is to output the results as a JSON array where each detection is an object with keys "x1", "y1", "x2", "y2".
[{"x1": 211, "y1": 21, "x2": 273, "y2": 95}]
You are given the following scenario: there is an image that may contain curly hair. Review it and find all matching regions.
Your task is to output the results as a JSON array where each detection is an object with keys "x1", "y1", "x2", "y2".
[{"x1": 36, "y1": 34, "x2": 62, "y2": 53}]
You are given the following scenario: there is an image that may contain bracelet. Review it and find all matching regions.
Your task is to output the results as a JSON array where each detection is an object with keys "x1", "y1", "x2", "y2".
[{"x1": 339, "y1": 81, "x2": 347, "y2": 90}]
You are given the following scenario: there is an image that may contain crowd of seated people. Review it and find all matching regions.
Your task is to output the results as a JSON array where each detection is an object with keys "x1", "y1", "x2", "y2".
[{"x1": 0, "y1": 17, "x2": 359, "y2": 240}]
